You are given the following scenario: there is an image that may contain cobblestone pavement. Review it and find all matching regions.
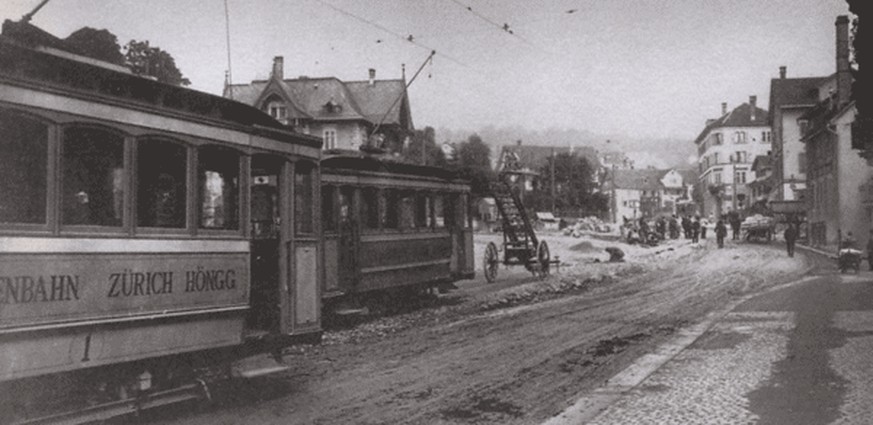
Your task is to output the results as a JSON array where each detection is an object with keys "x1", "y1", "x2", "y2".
[
  {"x1": 829, "y1": 311, "x2": 873, "y2": 425},
  {"x1": 587, "y1": 312, "x2": 794, "y2": 425},
  {"x1": 559, "y1": 268, "x2": 873, "y2": 425}
]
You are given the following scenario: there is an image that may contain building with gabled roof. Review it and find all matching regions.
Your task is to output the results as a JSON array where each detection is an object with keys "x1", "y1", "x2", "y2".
[
  {"x1": 802, "y1": 15, "x2": 873, "y2": 248},
  {"x1": 603, "y1": 168, "x2": 696, "y2": 222},
  {"x1": 767, "y1": 66, "x2": 834, "y2": 202},
  {"x1": 694, "y1": 97, "x2": 771, "y2": 217},
  {"x1": 225, "y1": 57, "x2": 413, "y2": 152}
]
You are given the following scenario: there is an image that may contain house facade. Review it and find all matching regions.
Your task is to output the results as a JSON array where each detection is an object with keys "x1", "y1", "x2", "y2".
[
  {"x1": 768, "y1": 66, "x2": 834, "y2": 202},
  {"x1": 803, "y1": 15, "x2": 873, "y2": 247},
  {"x1": 225, "y1": 57, "x2": 413, "y2": 152},
  {"x1": 606, "y1": 168, "x2": 696, "y2": 222},
  {"x1": 694, "y1": 98, "x2": 771, "y2": 217}
]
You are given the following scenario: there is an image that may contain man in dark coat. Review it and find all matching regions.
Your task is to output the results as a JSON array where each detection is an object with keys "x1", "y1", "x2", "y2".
[
  {"x1": 784, "y1": 224, "x2": 797, "y2": 257},
  {"x1": 669, "y1": 216, "x2": 679, "y2": 239},
  {"x1": 867, "y1": 230, "x2": 873, "y2": 271},
  {"x1": 729, "y1": 211, "x2": 742, "y2": 240},
  {"x1": 681, "y1": 215, "x2": 691, "y2": 239},
  {"x1": 691, "y1": 216, "x2": 701, "y2": 243},
  {"x1": 715, "y1": 219, "x2": 728, "y2": 248}
]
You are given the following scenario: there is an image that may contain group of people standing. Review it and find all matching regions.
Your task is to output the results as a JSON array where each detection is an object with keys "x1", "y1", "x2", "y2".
[{"x1": 651, "y1": 214, "x2": 704, "y2": 243}]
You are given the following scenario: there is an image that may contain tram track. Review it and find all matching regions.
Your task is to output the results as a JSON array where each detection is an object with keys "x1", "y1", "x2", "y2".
[{"x1": 140, "y1": 236, "x2": 815, "y2": 425}]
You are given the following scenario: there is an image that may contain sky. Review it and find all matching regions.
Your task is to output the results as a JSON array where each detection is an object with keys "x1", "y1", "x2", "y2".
[{"x1": 0, "y1": 0, "x2": 852, "y2": 141}]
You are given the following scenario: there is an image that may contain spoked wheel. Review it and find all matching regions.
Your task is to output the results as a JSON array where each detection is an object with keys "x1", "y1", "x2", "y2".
[
  {"x1": 537, "y1": 240, "x2": 551, "y2": 279},
  {"x1": 484, "y1": 242, "x2": 499, "y2": 283}
]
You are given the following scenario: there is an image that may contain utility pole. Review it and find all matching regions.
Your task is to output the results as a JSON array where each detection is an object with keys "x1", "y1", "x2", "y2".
[{"x1": 550, "y1": 148, "x2": 556, "y2": 214}]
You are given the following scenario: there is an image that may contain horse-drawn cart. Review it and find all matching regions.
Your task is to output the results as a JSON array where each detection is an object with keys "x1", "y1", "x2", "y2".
[
  {"x1": 483, "y1": 175, "x2": 560, "y2": 283},
  {"x1": 741, "y1": 215, "x2": 775, "y2": 243}
]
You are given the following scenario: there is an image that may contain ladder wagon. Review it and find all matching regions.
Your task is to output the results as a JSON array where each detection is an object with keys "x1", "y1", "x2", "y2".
[{"x1": 482, "y1": 175, "x2": 560, "y2": 283}]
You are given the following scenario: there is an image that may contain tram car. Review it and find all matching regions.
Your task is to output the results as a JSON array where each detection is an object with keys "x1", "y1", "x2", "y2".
[
  {"x1": 0, "y1": 20, "x2": 323, "y2": 423},
  {"x1": 320, "y1": 153, "x2": 475, "y2": 313}
]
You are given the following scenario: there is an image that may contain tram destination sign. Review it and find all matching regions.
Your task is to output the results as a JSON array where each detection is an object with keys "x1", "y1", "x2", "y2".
[{"x1": 0, "y1": 253, "x2": 249, "y2": 329}]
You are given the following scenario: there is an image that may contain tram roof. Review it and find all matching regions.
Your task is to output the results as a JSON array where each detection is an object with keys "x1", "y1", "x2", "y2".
[
  {"x1": 322, "y1": 151, "x2": 466, "y2": 182},
  {"x1": 0, "y1": 20, "x2": 321, "y2": 149}
]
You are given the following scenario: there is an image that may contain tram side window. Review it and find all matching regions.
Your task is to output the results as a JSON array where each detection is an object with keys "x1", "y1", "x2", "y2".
[
  {"x1": 433, "y1": 195, "x2": 446, "y2": 228},
  {"x1": 295, "y1": 162, "x2": 315, "y2": 234},
  {"x1": 399, "y1": 191, "x2": 416, "y2": 229},
  {"x1": 62, "y1": 127, "x2": 124, "y2": 226},
  {"x1": 361, "y1": 187, "x2": 379, "y2": 230},
  {"x1": 381, "y1": 189, "x2": 399, "y2": 229},
  {"x1": 137, "y1": 139, "x2": 187, "y2": 228},
  {"x1": 461, "y1": 193, "x2": 471, "y2": 228},
  {"x1": 414, "y1": 193, "x2": 430, "y2": 229},
  {"x1": 199, "y1": 146, "x2": 239, "y2": 230},
  {"x1": 322, "y1": 185, "x2": 337, "y2": 232},
  {"x1": 0, "y1": 111, "x2": 47, "y2": 224},
  {"x1": 444, "y1": 194, "x2": 456, "y2": 229}
]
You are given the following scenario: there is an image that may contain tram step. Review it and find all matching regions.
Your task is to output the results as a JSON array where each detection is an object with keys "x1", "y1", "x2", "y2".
[
  {"x1": 334, "y1": 307, "x2": 367, "y2": 316},
  {"x1": 236, "y1": 365, "x2": 290, "y2": 379}
]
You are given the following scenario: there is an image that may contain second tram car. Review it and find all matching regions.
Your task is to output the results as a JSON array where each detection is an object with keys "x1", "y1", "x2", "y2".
[{"x1": 320, "y1": 153, "x2": 474, "y2": 312}]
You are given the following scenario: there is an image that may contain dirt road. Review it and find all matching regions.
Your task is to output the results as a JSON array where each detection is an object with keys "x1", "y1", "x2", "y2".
[{"x1": 146, "y1": 234, "x2": 813, "y2": 425}]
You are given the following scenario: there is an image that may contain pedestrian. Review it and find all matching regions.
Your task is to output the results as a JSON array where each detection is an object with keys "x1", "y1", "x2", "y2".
[
  {"x1": 682, "y1": 215, "x2": 691, "y2": 239},
  {"x1": 700, "y1": 217, "x2": 708, "y2": 239},
  {"x1": 691, "y1": 216, "x2": 701, "y2": 243},
  {"x1": 729, "y1": 211, "x2": 742, "y2": 240},
  {"x1": 784, "y1": 223, "x2": 797, "y2": 257},
  {"x1": 867, "y1": 230, "x2": 873, "y2": 271},
  {"x1": 843, "y1": 231, "x2": 857, "y2": 249},
  {"x1": 715, "y1": 219, "x2": 727, "y2": 248},
  {"x1": 669, "y1": 216, "x2": 679, "y2": 239}
]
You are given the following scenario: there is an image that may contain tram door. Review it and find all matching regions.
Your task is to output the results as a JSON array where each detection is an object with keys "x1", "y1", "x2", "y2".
[
  {"x1": 337, "y1": 186, "x2": 359, "y2": 290},
  {"x1": 249, "y1": 156, "x2": 283, "y2": 333}
]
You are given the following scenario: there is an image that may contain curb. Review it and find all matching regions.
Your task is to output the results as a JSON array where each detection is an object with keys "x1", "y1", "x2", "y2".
[
  {"x1": 540, "y1": 270, "x2": 820, "y2": 425},
  {"x1": 796, "y1": 243, "x2": 837, "y2": 259}
]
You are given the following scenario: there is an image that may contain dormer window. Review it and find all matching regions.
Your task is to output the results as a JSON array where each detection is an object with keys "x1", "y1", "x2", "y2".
[
  {"x1": 265, "y1": 100, "x2": 287, "y2": 124},
  {"x1": 324, "y1": 100, "x2": 342, "y2": 114}
]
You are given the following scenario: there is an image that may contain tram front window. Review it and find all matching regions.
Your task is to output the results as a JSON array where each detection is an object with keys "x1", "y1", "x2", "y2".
[
  {"x1": 322, "y1": 185, "x2": 337, "y2": 232},
  {"x1": 294, "y1": 162, "x2": 314, "y2": 234},
  {"x1": 199, "y1": 146, "x2": 239, "y2": 230},
  {"x1": 137, "y1": 139, "x2": 187, "y2": 228},
  {"x1": 0, "y1": 111, "x2": 47, "y2": 224},
  {"x1": 62, "y1": 127, "x2": 124, "y2": 226}
]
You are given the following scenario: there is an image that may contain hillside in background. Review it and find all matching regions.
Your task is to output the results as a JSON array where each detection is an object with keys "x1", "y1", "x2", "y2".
[{"x1": 437, "y1": 126, "x2": 695, "y2": 170}]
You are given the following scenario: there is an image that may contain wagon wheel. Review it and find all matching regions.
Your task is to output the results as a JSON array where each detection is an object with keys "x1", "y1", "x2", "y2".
[
  {"x1": 483, "y1": 242, "x2": 499, "y2": 283},
  {"x1": 537, "y1": 240, "x2": 551, "y2": 278}
]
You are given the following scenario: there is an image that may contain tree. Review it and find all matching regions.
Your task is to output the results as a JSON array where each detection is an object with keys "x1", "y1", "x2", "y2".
[
  {"x1": 848, "y1": 1, "x2": 868, "y2": 117},
  {"x1": 402, "y1": 126, "x2": 445, "y2": 167},
  {"x1": 65, "y1": 27, "x2": 125, "y2": 65},
  {"x1": 535, "y1": 153, "x2": 605, "y2": 216},
  {"x1": 124, "y1": 40, "x2": 191, "y2": 86},
  {"x1": 453, "y1": 134, "x2": 494, "y2": 198},
  {"x1": 61, "y1": 27, "x2": 192, "y2": 87}
]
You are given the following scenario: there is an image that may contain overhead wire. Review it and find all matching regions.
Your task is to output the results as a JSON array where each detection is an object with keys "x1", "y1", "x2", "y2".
[
  {"x1": 311, "y1": 0, "x2": 473, "y2": 70},
  {"x1": 443, "y1": 0, "x2": 555, "y2": 55}
]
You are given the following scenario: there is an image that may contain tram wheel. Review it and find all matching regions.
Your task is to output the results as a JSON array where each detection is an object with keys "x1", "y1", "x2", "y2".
[
  {"x1": 484, "y1": 242, "x2": 499, "y2": 283},
  {"x1": 537, "y1": 240, "x2": 551, "y2": 278}
]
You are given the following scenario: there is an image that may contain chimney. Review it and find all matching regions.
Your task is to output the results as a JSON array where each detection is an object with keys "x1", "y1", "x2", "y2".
[
  {"x1": 749, "y1": 95, "x2": 757, "y2": 121},
  {"x1": 368, "y1": 68, "x2": 376, "y2": 86},
  {"x1": 721, "y1": 102, "x2": 727, "y2": 116},
  {"x1": 779, "y1": 66, "x2": 786, "y2": 79},
  {"x1": 836, "y1": 15, "x2": 851, "y2": 108},
  {"x1": 271, "y1": 56, "x2": 284, "y2": 80}
]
